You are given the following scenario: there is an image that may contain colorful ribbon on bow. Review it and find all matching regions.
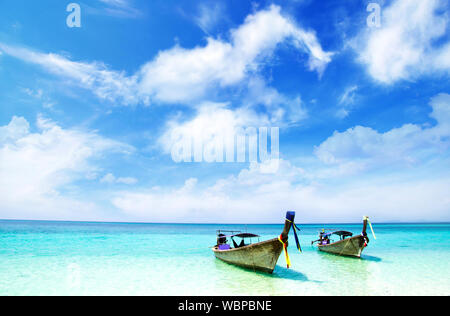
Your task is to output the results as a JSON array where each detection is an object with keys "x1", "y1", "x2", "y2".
[
  {"x1": 279, "y1": 217, "x2": 302, "y2": 268},
  {"x1": 278, "y1": 234, "x2": 291, "y2": 269},
  {"x1": 286, "y1": 218, "x2": 302, "y2": 253}
]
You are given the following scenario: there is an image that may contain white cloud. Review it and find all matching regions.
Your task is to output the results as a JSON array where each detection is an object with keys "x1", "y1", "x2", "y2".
[
  {"x1": 99, "y1": 0, "x2": 128, "y2": 5},
  {"x1": 0, "y1": 116, "x2": 30, "y2": 143},
  {"x1": 158, "y1": 102, "x2": 275, "y2": 163},
  {"x1": 158, "y1": 77, "x2": 308, "y2": 161},
  {"x1": 23, "y1": 88, "x2": 43, "y2": 99},
  {"x1": 112, "y1": 160, "x2": 305, "y2": 223},
  {"x1": 338, "y1": 85, "x2": 358, "y2": 106},
  {"x1": 194, "y1": 2, "x2": 226, "y2": 34},
  {"x1": 244, "y1": 76, "x2": 307, "y2": 124},
  {"x1": 100, "y1": 173, "x2": 138, "y2": 185},
  {"x1": 0, "y1": 43, "x2": 142, "y2": 106},
  {"x1": 113, "y1": 93, "x2": 450, "y2": 223},
  {"x1": 315, "y1": 93, "x2": 450, "y2": 168},
  {"x1": 354, "y1": 0, "x2": 450, "y2": 83},
  {"x1": 0, "y1": 116, "x2": 133, "y2": 220},
  {"x1": 96, "y1": 0, "x2": 141, "y2": 18},
  {"x1": 336, "y1": 85, "x2": 358, "y2": 118},
  {"x1": 138, "y1": 5, "x2": 332, "y2": 102},
  {"x1": 0, "y1": 5, "x2": 332, "y2": 105},
  {"x1": 2, "y1": 95, "x2": 449, "y2": 223},
  {"x1": 112, "y1": 158, "x2": 450, "y2": 223},
  {"x1": 22, "y1": 87, "x2": 56, "y2": 109},
  {"x1": 429, "y1": 93, "x2": 450, "y2": 135}
]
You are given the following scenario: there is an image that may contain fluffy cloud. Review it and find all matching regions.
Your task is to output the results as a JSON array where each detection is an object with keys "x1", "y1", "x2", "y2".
[
  {"x1": 0, "y1": 5, "x2": 332, "y2": 105},
  {"x1": 0, "y1": 116, "x2": 133, "y2": 220},
  {"x1": 162, "y1": 93, "x2": 450, "y2": 172},
  {"x1": 315, "y1": 93, "x2": 450, "y2": 168},
  {"x1": 3, "y1": 94, "x2": 449, "y2": 223},
  {"x1": 112, "y1": 160, "x2": 306, "y2": 223},
  {"x1": 244, "y1": 76, "x2": 307, "y2": 124},
  {"x1": 158, "y1": 101, "x2": 285, "y2": 169},
  {"x1": 159, "y1": 102, "x2": 266, "y2": 154},
  {"x1": 113, "y1": 93, "x2": 450, "y2": 223},
  {"x1": 140, "y1": 5, "x2": 332, "y2": 101},
  {"x1": 0, "y1": 116, "x2": 30, "y2": 143},
  {"x1": 158, "y1": 76, "x2": 308, "y2": 164},
  {"x1": 354, "y1": 0, "x2": 450, "y2": 83},
  {"x1": 112, "y1": 159, "x2": 450, "y2": 223}
]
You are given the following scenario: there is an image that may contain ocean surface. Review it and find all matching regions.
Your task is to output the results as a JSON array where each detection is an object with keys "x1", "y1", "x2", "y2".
[{"x1": 0, "y1": 220, "x2": 449, "y2": 296}]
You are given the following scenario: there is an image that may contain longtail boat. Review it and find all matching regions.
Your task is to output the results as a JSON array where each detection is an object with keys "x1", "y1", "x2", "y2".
[
  {"x1": 212, "y1": 211, "x2": 301, "y2": 274},
  {"x1": 311, "y1": 216, "x2": 376, "y2": 258}
]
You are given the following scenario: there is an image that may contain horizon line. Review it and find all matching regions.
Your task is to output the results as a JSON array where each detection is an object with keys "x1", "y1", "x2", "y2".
[{"x1": 1, "y1": 218, "x2": 449, "y2": 225}]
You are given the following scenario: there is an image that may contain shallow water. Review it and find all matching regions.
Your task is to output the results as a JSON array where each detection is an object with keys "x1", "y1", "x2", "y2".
[{"x1": 0, "y1": 221, "x2": 449, "y2": 296}]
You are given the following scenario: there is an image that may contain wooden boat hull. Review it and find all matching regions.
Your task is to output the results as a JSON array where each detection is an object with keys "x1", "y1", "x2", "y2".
[
  {"x1": 213, "y1": 238, "x2": 283, "y2": 274},
  {"x1": 318, "y1": 235, "x2": 367, "y2": 258}
]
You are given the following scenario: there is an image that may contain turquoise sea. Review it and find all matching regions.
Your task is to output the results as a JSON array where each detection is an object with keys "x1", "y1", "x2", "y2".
[{"x1": 0, "y1": 220, "x2": 449, "y2": 296}]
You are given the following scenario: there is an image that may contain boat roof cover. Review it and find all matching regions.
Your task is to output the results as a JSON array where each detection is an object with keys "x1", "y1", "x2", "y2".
[
  {"x1": 232, "y1": 233, "x2": 260, "y2": 238},
  {"x1": 333, "y1": 231, "x2": 353, "y2": 237}
]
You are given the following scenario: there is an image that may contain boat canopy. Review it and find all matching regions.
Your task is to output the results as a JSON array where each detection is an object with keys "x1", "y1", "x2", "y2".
[
  {"x1": 333, "y1": 231, "x2": 353, "y2": 237},
  {"x1": 216, "y1": 230, "x2": 260, "y2": 239},
  {"x1": 322, "y1": 231, "x2": 353, "y2": 238},
  {"x1": 232, "y1": 233, "x2": 260, "y2": 238}
]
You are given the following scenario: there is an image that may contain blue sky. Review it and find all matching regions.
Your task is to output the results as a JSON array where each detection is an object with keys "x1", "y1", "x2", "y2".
[{"x1": 0, "y1": 0, "x2": 449, "y2": 223}]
